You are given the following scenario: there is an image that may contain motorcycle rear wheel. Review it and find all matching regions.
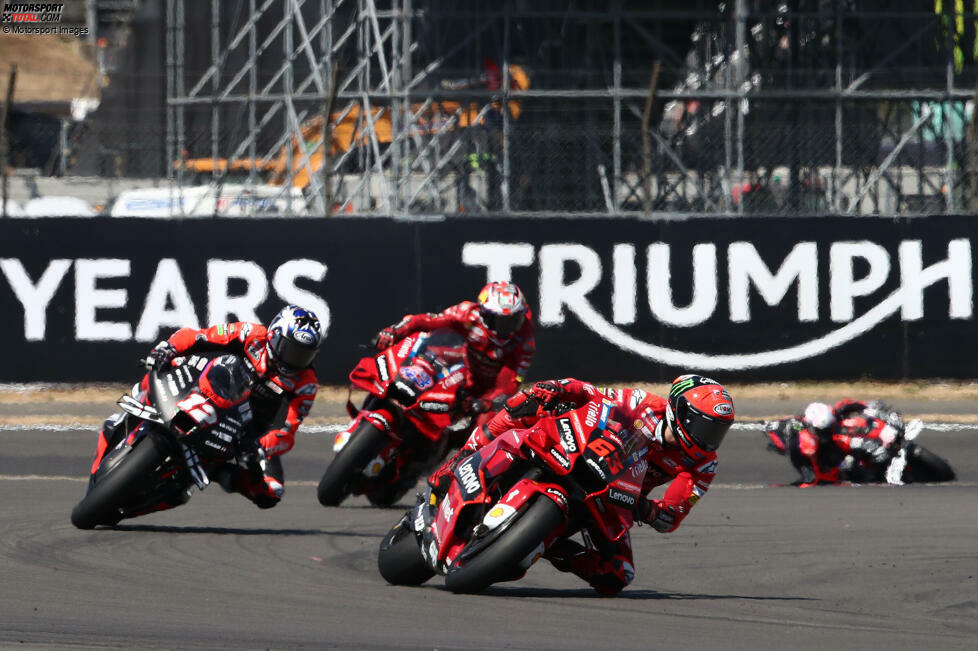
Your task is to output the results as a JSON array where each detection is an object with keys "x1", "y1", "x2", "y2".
[
  {"x1": 317, "y1": 420, "x2": 389, "y2": 506},
  {"x1": 70, "y1": 435, "x2": 166, "y2": 529},
  {"x1": 377, "y1": 514, "x2": 435, "y2": 586},
  {"x1": 905, "y1": 444, "x2": 956, "y2": 483},
  {"x1": 445, "y1": 496, "x2": 564, "y2": 594}
]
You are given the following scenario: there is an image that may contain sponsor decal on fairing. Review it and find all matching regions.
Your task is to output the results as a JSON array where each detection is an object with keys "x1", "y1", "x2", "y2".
[
  {"x1": 556, "y1": 417, "x2": 578, "y2": 454},
  {"x1": 607, "y1": 487, "x2": 637, "y2": 508},
  {"x1": 456, "y1": 459, "x2": 482, "y2": 497},
  {"x1": 375, "y1": 355, "x2": 390, "y2": 382},
  {"x1": 333, "y1": 428, "x2": 352, "y2": 452},
  {"x1": 545, "y1": 487, "x2": 568, "y2": 508},
  {"x1": 418, "y1": 401, "x2": 450, "y2": 413},
  {"x1": 549, "y1": 448, "x2": 571, "y2": 470},
  {"x1": 481, "y1": 503, "x2": 517, "y2": 531}
]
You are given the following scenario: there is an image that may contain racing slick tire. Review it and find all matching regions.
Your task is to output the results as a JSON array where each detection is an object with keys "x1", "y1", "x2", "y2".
[
  {"x1": 317, "y1": 421, "x2": 389, "y2": 506},
  {"x1": 377, "y1": 514, "x2": 436, "y2": 586},
  {"x1": 905, "y1": 444, "x2": 956, "y2": 483},
  {"x1": 445, "y1": 496, "x2": 564, "y2": 594},
  {"x1": 70, "y1": 435, "x2": 165, "y2": 529}
]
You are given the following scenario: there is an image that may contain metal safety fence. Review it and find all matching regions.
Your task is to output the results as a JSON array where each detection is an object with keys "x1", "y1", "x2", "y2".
[{"x1": 2, "y1": 0, "x2": 977, "y2": 217}]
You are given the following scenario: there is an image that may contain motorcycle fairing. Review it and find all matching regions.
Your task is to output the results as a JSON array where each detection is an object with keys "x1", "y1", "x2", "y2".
[{"x1": 347, "y1": 329, "x2": 471, "y2": 441}]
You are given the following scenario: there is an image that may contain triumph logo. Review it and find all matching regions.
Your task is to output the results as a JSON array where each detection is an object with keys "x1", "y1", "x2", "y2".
[{"x1": 463, "y1": 239, "x2": 973, "y2": 370}]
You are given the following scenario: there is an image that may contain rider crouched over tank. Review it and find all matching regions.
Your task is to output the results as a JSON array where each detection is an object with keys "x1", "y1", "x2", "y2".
[
  {"x1": 90, "y1": 305, "x2": 325, "y2": 509},
  {"x1": 763, "y1": 398, "x2": 955, "y2": 486},
  {"x1": 371, "y1": 281, "x2": 535, "y2": 430},
  {"x1": 426, "y1": 374, "x2": 735, "y2": 595}
]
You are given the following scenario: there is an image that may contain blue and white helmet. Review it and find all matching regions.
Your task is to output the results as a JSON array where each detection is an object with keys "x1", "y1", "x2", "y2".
[{"x1": 265, "y1": 305, "x2": 324, "y2": 374}]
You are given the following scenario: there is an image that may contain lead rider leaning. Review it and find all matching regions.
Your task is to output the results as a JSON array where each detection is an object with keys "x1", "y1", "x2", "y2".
[{"x1": 428, "y1": 374, "x2": 735, "y2": 595}]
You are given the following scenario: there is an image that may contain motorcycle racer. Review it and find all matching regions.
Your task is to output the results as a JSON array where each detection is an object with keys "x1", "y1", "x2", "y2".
[
  {"x1": 770, "y1": 399, "x2": 898, "y2": 485},
  {"x1": 428, "y1": 374, "x2": 735, "y2": 594},
  {"x1": 372, "y1": 281, "x2": 534, "y2": 426},
  {"x1": 91, "y1": 305, "x2": 325, "y2": 509}
]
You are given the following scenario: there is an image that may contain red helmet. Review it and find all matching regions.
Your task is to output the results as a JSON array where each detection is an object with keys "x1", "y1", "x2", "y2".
[
  {"x1": 477, "y1": 281, "x2": 527, "y2": 342},
  {"x1": 665, "y1": 375, "x2": 734, "y2": 459}
]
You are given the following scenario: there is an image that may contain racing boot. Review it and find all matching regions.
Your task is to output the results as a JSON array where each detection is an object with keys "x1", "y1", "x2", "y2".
[{"x1": 217, "y1": 455, "x2": 285, "y2": 509}]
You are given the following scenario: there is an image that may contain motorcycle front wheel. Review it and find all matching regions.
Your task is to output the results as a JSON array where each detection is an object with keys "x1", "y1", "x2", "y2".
[
  {"x1": 445, "y1": 496, "x2": 564, "y2": 594},
  {"x1": 905, "y1": 444, "x2": 956, "y2": 483},
  {"x1": 377, "y1": 513, "x2": 436, "y2": 586},
  {"x1": 70, "y1": 434, "x2": 166, "y2": 529},
  {"x1": 317, "y1": 420, "x2": 389, "y2": 506}
]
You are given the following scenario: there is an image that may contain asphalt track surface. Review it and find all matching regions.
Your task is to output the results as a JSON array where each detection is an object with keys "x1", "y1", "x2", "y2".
[{"x1": 2, "y1": 401, "x2": 977, "y2": 649}]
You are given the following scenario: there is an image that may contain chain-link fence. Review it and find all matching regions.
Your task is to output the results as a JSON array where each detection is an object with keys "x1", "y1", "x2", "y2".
[{"x1": 3, "y1": 0, "x2": 977, "y2": 217}]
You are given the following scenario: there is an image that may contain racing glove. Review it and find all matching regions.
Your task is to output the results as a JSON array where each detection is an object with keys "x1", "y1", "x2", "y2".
[
  {"x1": 372, "y1": 326, "x2": 400, "y2": 351},
  {"x1": 529, "y1": 381, "x2": 562, "y2": 410},
  {"x1": 503, "y1": 390, "x2": 542, "y2": 419},
  {"x1": 143, "y1": 340, "x2": 177, "y2": 371}
]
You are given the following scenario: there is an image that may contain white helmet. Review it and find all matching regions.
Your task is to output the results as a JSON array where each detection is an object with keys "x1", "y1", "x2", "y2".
[{"x1": 803, "y1": 402, "x2": 836, "y2": 432}]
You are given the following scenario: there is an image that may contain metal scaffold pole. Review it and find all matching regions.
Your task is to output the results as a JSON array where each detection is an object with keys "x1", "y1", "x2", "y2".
[{"x1": 161, "y1": 1, "x2": 971, "y2": 218}]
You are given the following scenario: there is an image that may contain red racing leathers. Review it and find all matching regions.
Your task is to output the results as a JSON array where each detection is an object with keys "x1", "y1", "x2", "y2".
[
  {"x1": 379, "y1": 301, "x2": 535, "y2": 425},
  {"x1": 93, "y1": 321, "x2": 317, "y2": 508},
  {"x1": 792, "y1": 399, "x2": 894, "y2": 485},
  {"x1": 436, "y1": 378, "x2": 717, "y2": 594}
]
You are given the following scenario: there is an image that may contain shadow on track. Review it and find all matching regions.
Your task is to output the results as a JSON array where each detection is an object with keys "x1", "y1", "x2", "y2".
[
  {"x1": 110, "y1": 524, "x2": 382, "y2": 538},
  {"x1": 481, "y1": 586, "x2": 816, "y2": 602}
]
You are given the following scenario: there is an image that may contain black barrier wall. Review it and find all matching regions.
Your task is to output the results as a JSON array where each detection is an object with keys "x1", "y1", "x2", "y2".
[{"x1": 0, "y1": 216, "x2": 974, "y2": 383}]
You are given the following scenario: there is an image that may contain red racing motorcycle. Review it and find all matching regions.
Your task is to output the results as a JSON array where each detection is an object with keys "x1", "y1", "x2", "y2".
[
  {"x1": 71, "y1": 353, "x2": 261, "y2": 529},
  {"x1": 317, "y1": 328, "x2": 473, "y2": 507},
  {"x1": 377, "y1": 397, "x2": 651, "y2": 593}
]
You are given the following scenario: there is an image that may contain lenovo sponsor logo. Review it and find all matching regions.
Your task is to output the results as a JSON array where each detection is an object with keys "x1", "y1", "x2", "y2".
[
  {"x1": 545, "y1": 487, "x2": 567, "y2": 508},
  {"x1": 556, "y1": 417, "x2": 578, "y2": 454},
  {"x1": 607, "y1": 487, "x2": 636, "y2": 508},
  {"x1": 375, "y1": 355, "x2": 390, "y2": 382},
  {"x1": 418, "y1": 400, "x2": 450, "y2": 413},
  {"x1": 456, "y1": 460, "x2": 482, "y2": 496}
]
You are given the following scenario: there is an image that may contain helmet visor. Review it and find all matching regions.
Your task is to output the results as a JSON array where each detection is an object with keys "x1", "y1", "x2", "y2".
[
  {"x1": 481, "y1": 309, "x2": 524, "y2": 338},
  {"x1": 676, "y1": 397, "x2": 731, "y2": 452},
  {"x1": 270, "y1": 334, "x2": 317, "y2": 372}
]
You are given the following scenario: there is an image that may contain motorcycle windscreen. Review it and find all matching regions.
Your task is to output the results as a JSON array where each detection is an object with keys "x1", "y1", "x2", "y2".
[
  {"x1": 413, "y1": 327, "x2": 467, "y2": 370},
  {"x1": 582, "y1": 406, "x2": 653, "y2": 483},
  {"x1": 199, "y1": 355, "x2": 253, "y2": 408}
]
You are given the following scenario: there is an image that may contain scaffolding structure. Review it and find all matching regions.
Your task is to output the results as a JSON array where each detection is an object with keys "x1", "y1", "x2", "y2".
[{"x1": 164, "y1": 0, "x2": 978, "y2": 217}]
